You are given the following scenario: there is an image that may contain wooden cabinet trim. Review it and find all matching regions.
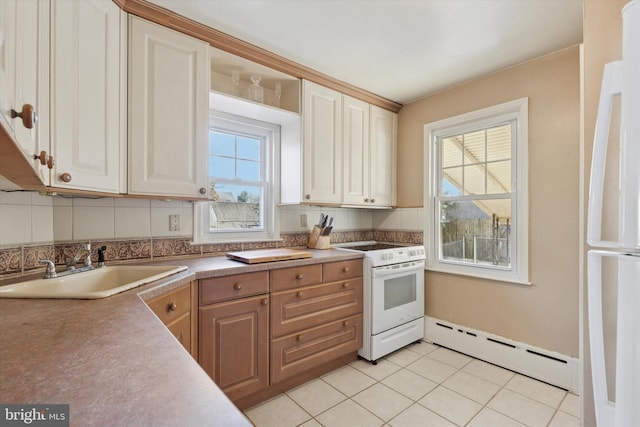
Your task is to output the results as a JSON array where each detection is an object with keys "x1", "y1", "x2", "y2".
[
  {"x1": 200, "y1": 271, "x2": 269, "y2": 305},
  {"x1": 116, "y1": 0, "x2": 401, "y2": 113}
]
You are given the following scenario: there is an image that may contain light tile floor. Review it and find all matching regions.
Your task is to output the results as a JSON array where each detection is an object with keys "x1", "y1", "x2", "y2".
[{"x1": 244, "y1": 342, "x2": 580, "y2": 427}]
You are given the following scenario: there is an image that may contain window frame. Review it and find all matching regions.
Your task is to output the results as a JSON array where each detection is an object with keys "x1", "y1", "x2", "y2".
[
  {"x1": 424, "y1": 98, "x2": 529, "y2": 285},
  {"x1": 193, "y1": 110, "x2": 281, "y2": 244}
]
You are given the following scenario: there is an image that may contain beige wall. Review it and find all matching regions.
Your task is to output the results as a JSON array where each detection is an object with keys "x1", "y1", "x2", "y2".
[
  {"x1": 582, "y1": 1, "x2": 626, "y2": 426},
  {"x1": 397, "y1": 46, "x2": 581, "y2": 357}
]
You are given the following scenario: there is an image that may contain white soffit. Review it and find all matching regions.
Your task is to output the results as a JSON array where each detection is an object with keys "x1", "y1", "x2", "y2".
[{"x1": 148, "y1": 0, "x2": 583, "y2": 104}]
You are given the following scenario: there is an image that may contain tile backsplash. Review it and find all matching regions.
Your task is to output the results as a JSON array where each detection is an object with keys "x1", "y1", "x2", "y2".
[{"x1": 0, "y1": 190, "x2": 423, "y2": 278}]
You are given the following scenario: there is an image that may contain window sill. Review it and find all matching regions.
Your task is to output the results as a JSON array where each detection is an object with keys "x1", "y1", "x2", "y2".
[
  {"x1": 425, "y1": 266, "x2": 531, "y2": 286},
  {"x1": 190, "y1": 237, "x2": 283, "y2": 246}
]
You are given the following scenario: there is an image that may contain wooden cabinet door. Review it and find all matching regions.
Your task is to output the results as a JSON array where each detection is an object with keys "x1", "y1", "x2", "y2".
[
  {"x1": 271, "y1": 278, "x2": 363, "y2": 338},
  {"x1": 369, "y1": 105, "x2": 397, "y2": 207},
  {"x1": 271, "y1": 314, "x2": 362, "y2": 383},
  {"x1": 342, "y1": 95, "x2": 370, "y2": 206},
  {"x1": 199, "y1": 295, "x2": 269, "y2": 401},
  {"x1": 50, "y1": 0, "x2": 124, "y2": 192},
  {"x1": 128, "y1": 16, "x2": 209, "y2": 198},
  {"x1": 302, "y1": 80, "x2": 342, "y2": 204}
]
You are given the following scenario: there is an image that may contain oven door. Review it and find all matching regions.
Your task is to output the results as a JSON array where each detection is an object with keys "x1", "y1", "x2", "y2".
[{"x1": 371, "y1": 260, "x2": 425, "y2": 335}]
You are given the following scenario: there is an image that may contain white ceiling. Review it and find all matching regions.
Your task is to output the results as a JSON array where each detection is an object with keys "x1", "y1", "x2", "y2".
[{"x1": 148, "y1": 0, "x2": 583, "y2": 105}]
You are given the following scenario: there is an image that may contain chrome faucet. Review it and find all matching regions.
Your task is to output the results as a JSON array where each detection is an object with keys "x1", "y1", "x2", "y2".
[{"x1": 67, "y1": 243, "x2": 91, "y2": 270}]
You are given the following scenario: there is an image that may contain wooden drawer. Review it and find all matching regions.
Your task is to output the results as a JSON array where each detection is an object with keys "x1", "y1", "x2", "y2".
[
  {"x1": 323, "y1": 259, "x2": 363, "y2": 283},
  {"x1": 271, "y1": 278, "x2": 363, "y2": 338},
  {"x1": 200, "y1": 271, "x2": 269, "y2": 305},
  {"x1": 167, "y1": 313, "x2": 192, "y2": 353},
  {"x1": 147, "y1": 284, "x2": 191, "y2": 325},
  {"x1": 270, "y1": 264, "x2": 322, "y2": 291},
  {"x1": 271, "y1": 314, "x2": 363, "y2": 384}
]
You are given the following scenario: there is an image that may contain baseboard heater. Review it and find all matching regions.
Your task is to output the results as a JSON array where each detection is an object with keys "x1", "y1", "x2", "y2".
[{"x1": 424, "y1": 316, "x2": 579, "y2": 393}]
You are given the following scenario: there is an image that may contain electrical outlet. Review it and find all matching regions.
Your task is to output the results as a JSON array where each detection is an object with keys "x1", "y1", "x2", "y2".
[
  {"x1": 300, "y1": 214, "x2": 307, "y2": 228},
  {"x1": 169, "y1": 214, "x2": 180, "y2": 231}
]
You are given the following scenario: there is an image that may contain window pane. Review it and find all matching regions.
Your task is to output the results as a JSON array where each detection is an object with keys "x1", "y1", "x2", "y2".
[
  {"x1": 442, "y1": 167, "x2": 463, "y2": 196},
  {"x1": 210, "y1": 131, "x2": 235, "y2": 157},
  {"x1": 210, "y1": 184, "x2": 262, "y2": 231},
  {"x1": 440, "y1": 199, "x2": 511, "y2": 267},
  {"x1": 486, "y1": 160, "x2": 511, "y2": 194},
  {"x1": 463, "y1": 130, "x2": 486, "y2": 164},
  {"x1": 442, "y1": 136, "x2": 462, "y2": 168},
  {"x1": 486, "y1": 124, "x2": 511, "y2": 162},
  {"x1": 237, "y1": 136, "x2": 260, "y2": 161},
  {"x1": 237, "y1": 159, "x2": 260, "y2": 181},
  {"x1": 211, "y1": 156, "x2": 235, "y2": 179},
  {"x1": 463, "y1": 163, "x2": 486, "y2": 195}
]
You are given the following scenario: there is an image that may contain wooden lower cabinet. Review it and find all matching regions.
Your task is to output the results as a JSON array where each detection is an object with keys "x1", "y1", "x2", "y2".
[
  {"x1": 146, "y1": 281, "x2": 197, "y2": 357},
  {"x1": 199, "y1": 294, "x2": 270, "y2": 402},
  {"x1": 271, "y1": 314, "x2": 362, "y2": 383}
]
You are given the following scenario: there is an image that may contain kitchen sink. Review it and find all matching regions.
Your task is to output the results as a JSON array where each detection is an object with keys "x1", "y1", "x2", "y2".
[{"x1": 0, "y1": 265, "x2": 188, "y2": 299}]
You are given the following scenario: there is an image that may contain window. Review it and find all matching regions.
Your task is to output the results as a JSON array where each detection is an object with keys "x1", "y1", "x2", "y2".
[
  {"x1": 194, "y1": 111, "x2": 280, "y2": 243},
  {"x1": 424, "y1": 98, "x2": 529, "y2": 284}
]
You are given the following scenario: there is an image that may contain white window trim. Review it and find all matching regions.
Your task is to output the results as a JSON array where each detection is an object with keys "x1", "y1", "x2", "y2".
[
  {"x1": 193, "y1": 110, "x2": 281, "y2": 244},
  {"x1": 424, "y1": 98, "x2": 529, "y2": 285}
]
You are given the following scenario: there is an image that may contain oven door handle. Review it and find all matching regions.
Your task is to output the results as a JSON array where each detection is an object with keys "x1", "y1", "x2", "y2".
[{"x1": 371, "y1": 260, "x2": 425, "y2": 277}]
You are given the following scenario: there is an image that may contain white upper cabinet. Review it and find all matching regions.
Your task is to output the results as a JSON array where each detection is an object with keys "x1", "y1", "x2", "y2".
[
  {"x1": 302, "y1": 80, "x2": 343, "y2": 204},
  {"x1": 369, "y1": 105, "x2": 397, "y2": 207},
  {"x1": 342, "y1": 95, "x2": 370, "y2": 205},
  {"x1": 342, "y1": 97, "x2": 397, "y2": 208},
  {"x1": 49, "y1": 0, "x2": 125, "y2": 192},
  {"x1": 0, "y1": 0, "x2": 47, "y2": 177},
  {"x1": 128, "y1": 16, "x2": 209, "y2": 198}
]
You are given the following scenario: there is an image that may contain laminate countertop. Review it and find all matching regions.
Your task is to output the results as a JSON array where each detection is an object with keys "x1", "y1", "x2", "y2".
[{"x1": 0, "y1": 248, "x2": 363, "y2": 427}]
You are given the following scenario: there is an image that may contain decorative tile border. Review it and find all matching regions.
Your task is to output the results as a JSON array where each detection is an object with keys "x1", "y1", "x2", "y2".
[{"x1": 0, "y1": 230, "x2": 424, "y2": 279}]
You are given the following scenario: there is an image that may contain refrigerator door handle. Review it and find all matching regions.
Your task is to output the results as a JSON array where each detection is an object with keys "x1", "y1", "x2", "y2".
[
  {"x1": 587, "y1": 250, "x2": 616, "y2": 427},
  {"x1": 587, "y1": 60, "x2": 623, "y2": 248}
]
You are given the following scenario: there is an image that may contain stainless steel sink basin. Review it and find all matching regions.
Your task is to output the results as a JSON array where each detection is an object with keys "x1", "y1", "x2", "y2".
[{"x1": 0, "y1": 265, "x2": 188, "y2": 299}]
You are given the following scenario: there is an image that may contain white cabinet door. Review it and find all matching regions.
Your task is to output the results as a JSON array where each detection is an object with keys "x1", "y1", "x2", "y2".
[
  {"x1": 0, "y1": 0, "x2": 47, "y2": 176},
  {"x1": 50, "y1": 0, "x2": 124, "y2": 192},
  {"x1": 302, "y1": 80, "x2": 342, "y2": 204},
  {"x1": 0, "y1": 0, "x2": 16, "y2": 135},
  {"x1": 128, "y1": 16, "x2": 209, "y2": 198},
  {"x1": 369, "y1": 105, "x2": 397, "y2": 207},
  {"x1": 342, "y1": 95, "x2": 369, "y2": 205}
]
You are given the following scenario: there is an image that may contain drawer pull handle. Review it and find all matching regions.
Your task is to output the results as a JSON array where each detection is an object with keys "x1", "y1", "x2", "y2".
[
  {"x1": 343, "y1": 282, "x2": 349, "y2": 288},
  {"x1": 296, "y1": 291, "x2": 303, "y2": 298},
  {"x1": 234, "y1": 283, "x2": 242, "y2": 290},
  {"x1": 296, "y1": 273, "x2": 303, "y2": 280},
  {"x1": 297, "y1": 335, "x2": 304, "y2": 342},
  {"x1": 169, "y1": 302, "x2": 177, "y2": 311},
  {"x1": 343, "y1": 321, "x2": 349, "y2": 327},
  {"x1": 343, "y1": 266, "x2": 349, "y2": 273},
  {"x1": 261, "y1": 298, "x2": 268, "y2": 305}
]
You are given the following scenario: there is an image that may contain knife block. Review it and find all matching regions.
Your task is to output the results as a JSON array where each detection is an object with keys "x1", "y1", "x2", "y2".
[{"x1": 308, "y1": 225, "x2": 331, "y2": 249}]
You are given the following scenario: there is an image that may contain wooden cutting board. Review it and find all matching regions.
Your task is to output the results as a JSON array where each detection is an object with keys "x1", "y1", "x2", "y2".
[{"x1": 226, "y1": 248, "x2": 313, "y2": 264}]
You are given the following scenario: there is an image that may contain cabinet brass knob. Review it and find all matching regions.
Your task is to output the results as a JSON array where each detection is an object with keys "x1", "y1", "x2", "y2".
[
  {"x1": 371, "y1": 198, "x2": 376, "y2": 203},
  {"x1": 11, "y1": 104, "x2": 37, "y2": 129},
  {"x1": 60, "y1": 173, "x2": 72, "y2": 183},
  {"x1": 297, "y1": 335, "x2": 304, "y2": 342},
  {"x1": 343, "y1": 321, "x2": 349, "y2": 327},
  {"x1": 364, "y1": 198, "x2": 369, "y2": 202},
  {"x1": 169, "y1": 302, "x2": 177, "y2": 311},
  {"x1": 305, "y1": 194, "x2": 311, "y2": 200},
  {"x1": 343, "y1": 282, "x2": 349, "y2": 288},
  {"x1": 34, "y1": 151, "x2": 47, "y2": 165},
  {"x1": 296, "y1": 273, "x2": 303, "y2": 280},
  {"x1": 342, "y1": 266, "x2": 349, "y2": 273},
  {"x1": 199, "y1": 187, "x2": 206, "y2": 194},
  {"x1": 234, "y1": 283, "x2": 242, "y2": 290},
  {"x1": 261, "y1": 298, "x2": 268, "y2": 305},
  {"x1": 296, "y1": 291, "x2": 303, "y2": 298},
  {"x1": 47, "y1": 155, "x2": 54, "y2": 169}
]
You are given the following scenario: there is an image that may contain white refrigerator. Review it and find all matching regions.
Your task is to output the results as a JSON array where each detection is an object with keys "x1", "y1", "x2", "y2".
[{"x1": 587, "y1": 1, "x2": 640, "y2": 426}]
